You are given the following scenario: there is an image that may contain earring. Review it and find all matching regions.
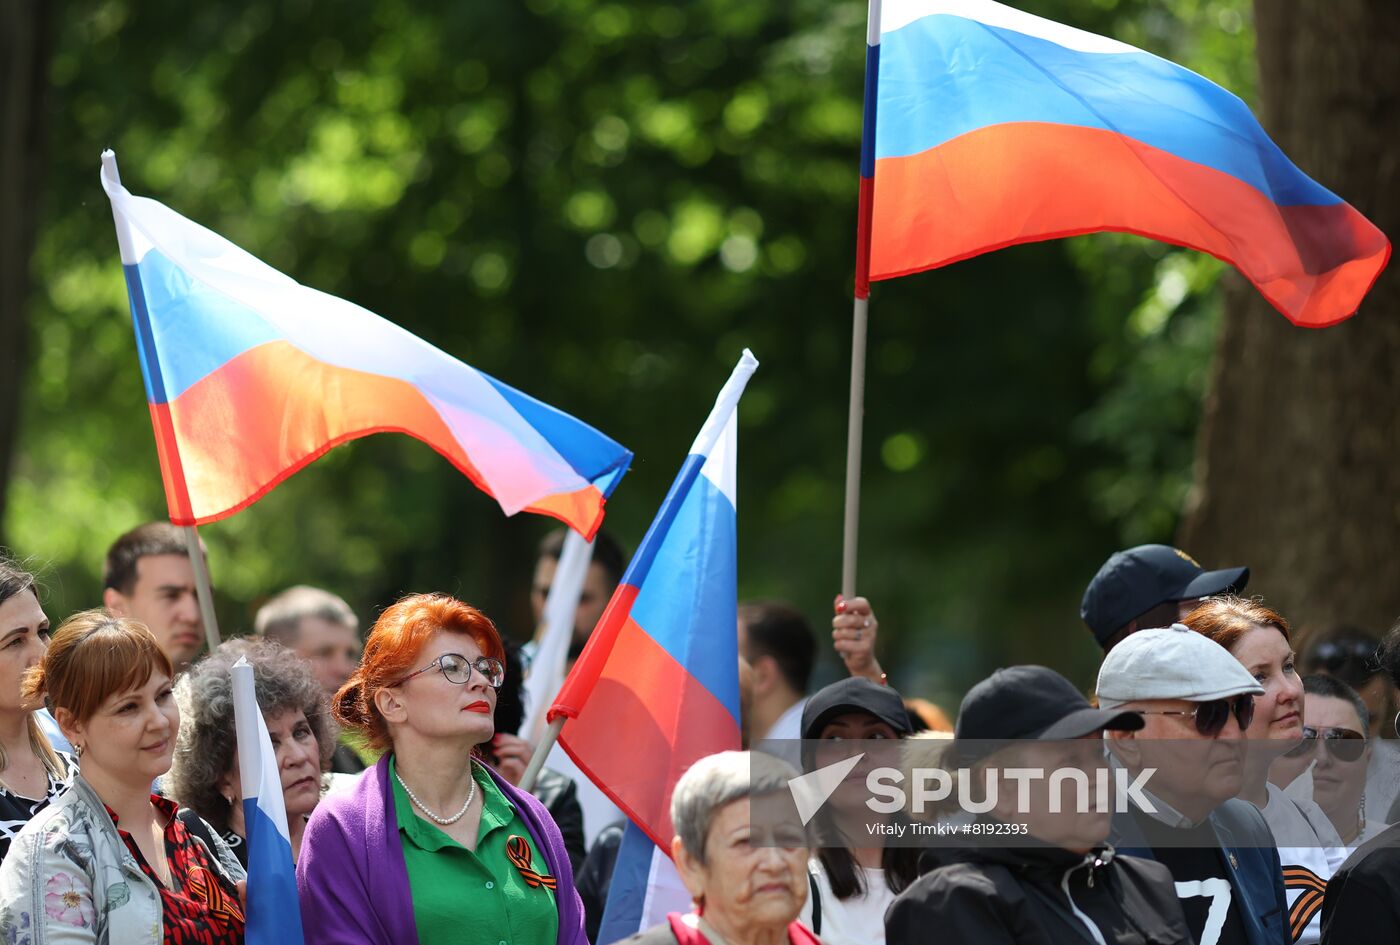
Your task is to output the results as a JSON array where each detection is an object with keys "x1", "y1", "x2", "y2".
[{"x1": 73, "y1": 744, "x2": 84, "y2": 758}]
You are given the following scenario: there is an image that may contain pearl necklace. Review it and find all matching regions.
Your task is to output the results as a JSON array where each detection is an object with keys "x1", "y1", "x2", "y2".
[{"x1": 395, "y1": 761, "x2": 477, "y2": 825}]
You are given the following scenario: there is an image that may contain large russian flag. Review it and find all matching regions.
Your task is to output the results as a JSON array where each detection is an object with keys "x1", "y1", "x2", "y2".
[
  {"x1": 231, "y1": 656, "x2": 304, "y2": 945},
  {"x1": 549, "y1": 351, "x2": 755, "y2": 852},
  {"x1": 860, "y1": 0, "x2": 1390, "y2": 326},
  {"x1": 99, "y1": 152, "x2": 630, "y2": 536}
]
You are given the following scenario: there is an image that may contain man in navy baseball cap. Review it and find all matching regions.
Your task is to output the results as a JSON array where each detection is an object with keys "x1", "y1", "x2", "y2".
[{"x1": 1081, "y1": 544, "x2": 1248, "y2": 652}]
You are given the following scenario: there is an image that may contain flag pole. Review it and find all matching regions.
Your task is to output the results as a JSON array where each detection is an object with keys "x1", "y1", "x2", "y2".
[
  {"x1": 519, "y1": 716, "x2": 563, "y2": 793},
  {"x1": 521, "y1": 530, "x2": 595, "y2": 746},
  {"x1": 842, "y1": 0, "x2": 882, "y2": 599},
  {"x1": 183, "y1": 526, "x2": 222, "y2": 650},
  {"x1": 101, "y1": 150, "x2": 222, "y2": 651}
]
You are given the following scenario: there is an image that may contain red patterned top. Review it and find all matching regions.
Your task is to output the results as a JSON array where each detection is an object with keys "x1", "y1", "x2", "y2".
[{"x1": 106, "y1": 795, "x2": 245, "y2": 945}]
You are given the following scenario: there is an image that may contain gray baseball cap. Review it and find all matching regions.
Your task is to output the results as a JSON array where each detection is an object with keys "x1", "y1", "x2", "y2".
[{"x1": 1096, "y1": 623, "x2": 1264, "y2": 709}]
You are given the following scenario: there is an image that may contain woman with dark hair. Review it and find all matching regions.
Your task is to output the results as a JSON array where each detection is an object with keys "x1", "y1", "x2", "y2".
[
  {"x1": 797, "y1": 677, "x2": 920, "y2": 945},
  {"x1": 1184, "y1": 597, "x2": 1345, "y2": 945},
  {"x1": 1286, "y1": 675, "x2": 1385, "y2": 849},
  {"x1": 1320, "y1": 620, "x2": 1400, "y2": 945},
  {"x1": 0, "y1": 554, "x2": 73, "y2": 861},
  {"x1": 167, "y1": 638, "x2": 336, "y2": 865},
  {"x1": 1297, "y1": 624, "x2": 1400, "y2": 826},
  {"x1": 297, "y1": 592, "x2": 585, "y2": 945},
  {"x1": 0, "y1": 610, "x2": 244, "y2": 943}
]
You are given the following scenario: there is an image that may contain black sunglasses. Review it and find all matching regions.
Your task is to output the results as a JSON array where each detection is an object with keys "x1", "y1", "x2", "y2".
[
  {"x1": 1283, "y1": 725, "x2": 1366, "y2": 762},
  {"x1": 1134, "y1": 694, "x2": 1255, "y2": 737}
]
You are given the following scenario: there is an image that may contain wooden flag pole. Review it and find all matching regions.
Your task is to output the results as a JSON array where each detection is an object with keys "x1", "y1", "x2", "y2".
[
  {"x1": 519, "y1": 716, "x2": 563, "y2": 794},
  {"x1": 182, "y1": 525, "x2": 221, "y2": 651}
]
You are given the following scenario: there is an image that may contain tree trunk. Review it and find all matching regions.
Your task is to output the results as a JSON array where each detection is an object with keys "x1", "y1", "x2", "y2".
[
  {"x1": 1180, "y1": 0, "x2": 1400, "y2": 634},
  {"x1": 0, "y1": 0, "x2": 56, "y2": 541}
]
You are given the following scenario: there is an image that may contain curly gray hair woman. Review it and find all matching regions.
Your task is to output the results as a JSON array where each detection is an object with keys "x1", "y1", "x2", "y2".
[{"x1": 168, "y1": 637, "x2": 335, "y2": 865}]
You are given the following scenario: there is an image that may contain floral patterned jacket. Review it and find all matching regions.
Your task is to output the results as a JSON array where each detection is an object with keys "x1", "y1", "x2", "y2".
[{"x1": 0, "y1": 777, "x2": 245, "y2": 945}]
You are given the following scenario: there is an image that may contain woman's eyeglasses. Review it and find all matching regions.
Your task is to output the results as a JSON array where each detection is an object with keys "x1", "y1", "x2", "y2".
[
  {"x1": 1283, "y1": 725, "x2": 1366, "y2": 762},
  {"x1": 1134, "y1": 695, "x2": 1255, "y2": 737},
  {"x1": 396, "y1": 653, "x2": 506, "y2": 689}
]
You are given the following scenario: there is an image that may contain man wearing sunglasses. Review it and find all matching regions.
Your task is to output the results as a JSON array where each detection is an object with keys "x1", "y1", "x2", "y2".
[{"x1": 1097, "y1": 625, "x2": 1289, "y2": 945}]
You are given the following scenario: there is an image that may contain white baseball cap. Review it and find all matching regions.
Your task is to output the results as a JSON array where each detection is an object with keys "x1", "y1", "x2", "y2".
[{"x1": 1096, "y1": 623, "x2": 1264, "y2": 709}]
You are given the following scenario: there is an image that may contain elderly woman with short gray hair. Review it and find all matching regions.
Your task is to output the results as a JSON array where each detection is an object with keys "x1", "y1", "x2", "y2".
[
  {"x1": 167, "y1": 638, "x2": 335, "y2": 865},
  {"x1": 622, "y1": 750, "x2": 819, "y2": 945}
]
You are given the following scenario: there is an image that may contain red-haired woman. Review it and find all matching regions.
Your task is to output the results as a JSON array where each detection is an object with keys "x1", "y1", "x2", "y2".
[
  {"x1": 1183, "y1": 597, "x2": 1346, "y2": 945},
  {"x1": 297, "y1": 593, "x2": 586, "y2": 945}
]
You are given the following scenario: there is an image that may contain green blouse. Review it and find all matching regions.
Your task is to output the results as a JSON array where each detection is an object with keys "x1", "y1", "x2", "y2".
[{"x1": 391, "y1": 756, "x2": 559, "y2": 945}]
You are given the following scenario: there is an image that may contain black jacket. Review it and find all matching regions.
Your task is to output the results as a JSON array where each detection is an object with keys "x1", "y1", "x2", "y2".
[
  {"x1": 1321, "y1": 822, "x2": 1400, "y2": 944},
  {"x1": 886, "y1": 843, "x2": 1192, "y2": 945},
  {"x1": 530, "y1": 766, "x2": 587, "y2": 875},
  {"x1": 578, "y1": 821, "x2": 626, "y2": 944},
  {"x1": 1110, "y1": 797, "x2": 1290, "y2": 945}
]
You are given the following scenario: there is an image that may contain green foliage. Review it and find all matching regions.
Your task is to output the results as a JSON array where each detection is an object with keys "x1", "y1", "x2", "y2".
[{"x1": 9, "y1": 0, "x2": 1252, "y2": 702}]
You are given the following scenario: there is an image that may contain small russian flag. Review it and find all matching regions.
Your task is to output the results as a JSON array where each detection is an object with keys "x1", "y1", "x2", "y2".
[{"x1": 231, "y1": 656, "x2": 306, "y2": 945}]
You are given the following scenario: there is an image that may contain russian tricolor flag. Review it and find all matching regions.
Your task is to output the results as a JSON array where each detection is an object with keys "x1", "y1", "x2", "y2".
[
  {"x1": 231, "y1": 656, "x2": 305, "y2": 945},
  {"x1": 859, "y1": 0, "x2": 1389, "y2": 326},
  {"x1": 99, "y1": 152, "x2": 631, "y2": 536},
  {"x1": 549, "y1": 352, "x2": 755, "y2": 939}
]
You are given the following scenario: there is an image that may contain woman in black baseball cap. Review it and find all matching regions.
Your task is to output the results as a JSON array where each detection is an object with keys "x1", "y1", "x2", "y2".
[{"x1": 796, "y1": 677, "x2": 920, "y2": 945}]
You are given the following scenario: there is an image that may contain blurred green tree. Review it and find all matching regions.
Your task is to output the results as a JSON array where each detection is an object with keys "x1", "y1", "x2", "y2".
[
  {"x1": 1181, "y1": 0, "x2": 1399, "y2": 639},
  {"x1": 3, "y1": 0, "x2": 1263, "y2": 703}
]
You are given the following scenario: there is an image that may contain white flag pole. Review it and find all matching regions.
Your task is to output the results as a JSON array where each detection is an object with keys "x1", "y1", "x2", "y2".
[
  {"x1": 101, "y1": 150, "x2": 221, "y2": 651},
  {"x1": 520, "y1": 530, "x2": 595, "y2": 747}
]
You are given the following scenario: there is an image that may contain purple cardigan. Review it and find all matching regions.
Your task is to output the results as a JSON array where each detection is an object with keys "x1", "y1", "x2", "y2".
[{"x1": 297, "y1": 754, "x2": 588, "y2": 945}]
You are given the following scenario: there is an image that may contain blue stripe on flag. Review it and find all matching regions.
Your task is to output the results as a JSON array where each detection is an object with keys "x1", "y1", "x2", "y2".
[
  {"x1": 231, "y1": 658, "x2": 306, "y2": 945},
  {"x1": 242, "y1": 799, "x2": 304, "y2": 945},
  {"x1": 596, "y1": 822, "x2": 656, "y2": 944},
  {"x1": 875, "y1": 14, "x2": 1340, "y2": 207},
  {"x1": 627, "y1": 468, "x2": 740, "y2": 722}
]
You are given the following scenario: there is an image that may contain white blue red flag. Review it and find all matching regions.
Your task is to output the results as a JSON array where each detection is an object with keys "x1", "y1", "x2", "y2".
[
  {"x1": 231, "y1": 657, "x2": 306, "y2": 945},
  {"x1": 855, "y1": 0, "x2": 1389, "y2": 325},
  {"x1": 100, "y1": 151, "x2": 630, "y2": 535},
  {"x1": 549, "y1": 351, "x2": 755, "y2": 940}
]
